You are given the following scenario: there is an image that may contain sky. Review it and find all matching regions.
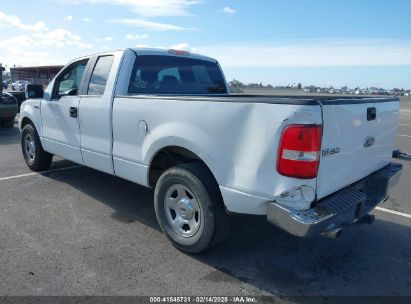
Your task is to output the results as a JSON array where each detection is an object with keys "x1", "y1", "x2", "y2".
[{"x1": 0, "y1": 0, "x2": 410, "y2": 89}]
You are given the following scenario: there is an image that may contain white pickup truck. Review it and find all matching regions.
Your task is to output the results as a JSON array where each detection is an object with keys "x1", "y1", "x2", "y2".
[{"x1": 19, "y1": 48, "x2": 402, "y2": 253}]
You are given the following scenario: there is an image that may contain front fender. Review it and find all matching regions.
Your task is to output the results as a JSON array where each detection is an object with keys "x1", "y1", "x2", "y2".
[{"x1": 19, "y1": 99, "x2": 42, "y2": 136}]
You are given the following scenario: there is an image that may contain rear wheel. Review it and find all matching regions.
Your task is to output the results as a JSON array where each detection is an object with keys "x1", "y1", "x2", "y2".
[
  {"x1": 154, "y1": 163, "x2": 230, "y2": 253},
  {"x1": 21, "y1": 124, "x2": 53, "y2": 171}
]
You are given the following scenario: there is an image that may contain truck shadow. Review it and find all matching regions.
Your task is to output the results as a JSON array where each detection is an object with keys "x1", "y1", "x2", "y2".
[
  {"x1": 200, "y1": 216, "x2": 411, "y2": 296},
  {"x1": 43, "y1": 166, "x2": 411, "y2": 297}
]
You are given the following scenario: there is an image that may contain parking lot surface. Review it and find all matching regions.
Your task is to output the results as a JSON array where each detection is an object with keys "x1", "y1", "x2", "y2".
[{"x1": 0, "y1": 98, "x2": 410, "y2": 299}]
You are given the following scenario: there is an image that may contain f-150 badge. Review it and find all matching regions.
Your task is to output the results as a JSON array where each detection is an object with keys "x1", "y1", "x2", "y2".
[{"x1": 322, "y1": 147, "x2": 340, "y2": 157}]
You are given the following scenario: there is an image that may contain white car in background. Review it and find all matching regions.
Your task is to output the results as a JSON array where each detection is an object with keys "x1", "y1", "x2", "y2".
[{"x1": 12, "y1": 80, "x2": 31, "y2": 91}]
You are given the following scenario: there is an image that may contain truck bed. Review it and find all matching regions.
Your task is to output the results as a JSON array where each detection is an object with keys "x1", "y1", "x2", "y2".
[{"x1": 117, "y1": 93, "x2": 399, "y2": 202}]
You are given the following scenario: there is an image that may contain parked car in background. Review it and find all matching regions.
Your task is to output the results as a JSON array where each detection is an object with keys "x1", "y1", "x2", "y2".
[
  {"x1": 0, "y1": 91, "x2": 18, "y2": 127},
  {"x1": 8, "y1": 91, "x2": 27, "y2": 113},
  {"x1": 12, "y1": 80, "x2": 31, "y2": 91},
  {"x1": 11, "y1": 81, "x2": 19, "y2": 91},
  {"x1": 2, "y1": 80, "x2": 8, "y2": 90}
]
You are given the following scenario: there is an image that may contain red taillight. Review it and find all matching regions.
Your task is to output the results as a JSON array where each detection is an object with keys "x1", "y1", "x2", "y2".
[{"x1": 277, "y1": 124, "x2": 322, "y2": 179}]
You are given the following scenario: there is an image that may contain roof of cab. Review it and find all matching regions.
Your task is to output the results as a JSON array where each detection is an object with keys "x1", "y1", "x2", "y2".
[
  {"x1": 63, "y1": 48, "x2": 218, "y2": 68},
  {"x1": 128, "y1": 48, "x2": 218, "y2": 63}
]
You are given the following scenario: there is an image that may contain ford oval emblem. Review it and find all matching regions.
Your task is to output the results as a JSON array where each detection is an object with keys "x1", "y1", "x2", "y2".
[{"x1": 364, "y1": 136, "x2": 375, "y2": 148}]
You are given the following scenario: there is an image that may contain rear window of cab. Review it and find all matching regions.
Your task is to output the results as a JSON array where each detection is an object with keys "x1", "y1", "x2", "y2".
[{"x1": 128, "y1": 55, "x2": 227, "y2": 95}]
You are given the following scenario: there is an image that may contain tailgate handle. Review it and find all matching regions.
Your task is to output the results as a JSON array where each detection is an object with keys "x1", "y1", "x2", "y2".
[{"x1": 367, "y1": 107, "x2": 376, "y2": 121}]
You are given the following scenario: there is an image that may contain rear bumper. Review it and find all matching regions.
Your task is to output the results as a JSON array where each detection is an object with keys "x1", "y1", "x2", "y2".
[{"x1": 267, "y1": 163, "x2": 402, "y2": 237}]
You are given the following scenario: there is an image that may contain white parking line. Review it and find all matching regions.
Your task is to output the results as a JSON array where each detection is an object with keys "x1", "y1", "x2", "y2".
[
  {"x1": 0, "y1": 165, "x2": 82, "y2": 181},
  {"x1": 399, "y1": 134, "x2": 411, "y2": 138},
  {"x1": 375, "y1": 207, "x2": 411, "y2": 219}
]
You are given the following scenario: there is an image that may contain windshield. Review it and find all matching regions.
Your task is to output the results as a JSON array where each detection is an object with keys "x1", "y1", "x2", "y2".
[{"x1": 128, "y1": 55, "x2": 227, "y2": 95}]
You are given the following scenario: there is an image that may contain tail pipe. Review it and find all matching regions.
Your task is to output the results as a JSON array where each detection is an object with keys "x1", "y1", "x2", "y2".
[
  {"x1": 320, "y1": 227, "x2": 343, "y2": 239},
  {"x1": 320, "y1": 213, "x2": 376, "y2": 239}
]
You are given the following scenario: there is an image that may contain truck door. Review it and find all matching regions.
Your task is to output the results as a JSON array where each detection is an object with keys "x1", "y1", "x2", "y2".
[
  {"x1": 41, "y1": 58, "x2": 89, "y2": 164},
  {"x1": 78, "y1": 54, "x2": 116, "y2": 174}
]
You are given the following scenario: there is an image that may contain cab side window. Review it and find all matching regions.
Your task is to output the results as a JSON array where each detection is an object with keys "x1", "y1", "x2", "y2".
[
  {"x1": 53, "y1": 59, "x2": 88, "y2": 99},
  {"x1": 87, "y1": 55, "x2": 114, "y2": 95}
]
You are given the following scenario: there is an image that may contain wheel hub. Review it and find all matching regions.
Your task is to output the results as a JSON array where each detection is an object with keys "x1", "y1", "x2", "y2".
[
  {"x1": 164, "y1": 184, "x2": 201, "y2": 238},
  {"x1": 177, "y1": 198, "x2": 194, "y2": 220},
  {"x1": 24, "y1": 134, "x2": 35, "y2": 161}
]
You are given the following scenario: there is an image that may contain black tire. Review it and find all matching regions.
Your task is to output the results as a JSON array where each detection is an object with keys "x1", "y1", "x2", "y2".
[
  {"x1": 21, "y1": 123, "x2": 53, "y2": 171},
  {"x1": 154, "y1": 162, "x2": 230, "y2": 253}
]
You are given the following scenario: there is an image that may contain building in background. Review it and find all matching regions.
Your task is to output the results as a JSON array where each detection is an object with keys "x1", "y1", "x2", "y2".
[{"x1": 10, "y1": 65, "x2": 64, "y2": 86}]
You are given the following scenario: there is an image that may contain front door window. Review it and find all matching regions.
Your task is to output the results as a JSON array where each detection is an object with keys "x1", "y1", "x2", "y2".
[{"x1": 53, "y1": 59, "x2": 88, "y2": 99}]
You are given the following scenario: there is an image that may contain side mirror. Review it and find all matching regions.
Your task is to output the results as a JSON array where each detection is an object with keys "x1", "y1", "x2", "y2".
[{"x1": 25, "y1": 84, "x2": 44, "y2": 99}]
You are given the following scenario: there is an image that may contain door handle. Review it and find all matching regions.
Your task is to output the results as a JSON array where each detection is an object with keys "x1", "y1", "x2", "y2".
[{"x1": 69, "y1": 107, "x2": 78, "y2": 118}]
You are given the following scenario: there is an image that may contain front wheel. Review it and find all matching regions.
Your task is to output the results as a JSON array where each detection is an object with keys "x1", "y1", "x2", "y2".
[
  {"x1": 21, "y1": 124, "x2": 53, "y2": 171},
  {"x1": 154, "y1": 163, "x2": 230, "y2": 253}
]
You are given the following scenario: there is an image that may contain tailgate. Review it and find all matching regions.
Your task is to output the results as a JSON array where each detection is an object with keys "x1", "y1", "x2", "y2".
[{"x1": 316, "y1": 98, "x2": 399, "y2": 200}]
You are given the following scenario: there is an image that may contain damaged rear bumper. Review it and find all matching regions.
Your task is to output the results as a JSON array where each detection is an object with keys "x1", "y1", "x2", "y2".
[{"x1": 267, "y1": 163, "x2": 403, "y2": 237}]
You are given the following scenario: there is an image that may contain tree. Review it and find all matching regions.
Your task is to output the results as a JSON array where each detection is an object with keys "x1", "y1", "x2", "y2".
[
  {"x1": 228, "y1": 79, "x2": 244, "y2": 88},
  {"x1": 297, "y1": 82, "x2": 302, "y2": 90}
]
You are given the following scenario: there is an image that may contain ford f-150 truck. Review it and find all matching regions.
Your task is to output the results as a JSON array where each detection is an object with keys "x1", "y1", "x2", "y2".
[{"x1": 19, "y1": 48, "x2": 402, "y2": 253}]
